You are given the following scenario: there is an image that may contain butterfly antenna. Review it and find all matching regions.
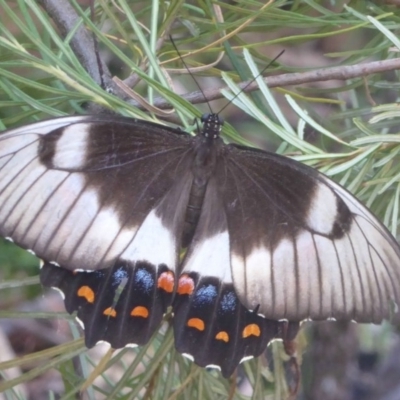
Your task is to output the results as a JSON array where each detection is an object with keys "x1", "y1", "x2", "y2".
[
  {"x1": 217, "y1": 49, "x2": 285, "y2": 115},
  {"x1": 170, "y1": 37, "x2": 284, "y2": 117},
  {"x1": 169, "y1": 36, "x2": 214, "y2": 114}
]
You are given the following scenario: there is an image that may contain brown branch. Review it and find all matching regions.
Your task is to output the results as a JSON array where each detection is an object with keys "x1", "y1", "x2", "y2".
[
  {"x1": 37, "y1": 0, "x2": 104, "y2": 84},
  {"x1": 36, "y1": 0, "x2": 121, "y2": 92},
  {"x1": 131, "y1": 58, "x2": 400, "y2": 110}
]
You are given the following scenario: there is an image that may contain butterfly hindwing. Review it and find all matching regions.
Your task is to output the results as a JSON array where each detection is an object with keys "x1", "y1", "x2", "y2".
[
  {"x1": 174, "y1": 270, "x2": 299, "y2": 377},
  {"x1": 40, "y1": 260, "x2": 174, "y2": 347},
  {"x1": 173, "y1": 176, "x2": 296, "y2": 376}
]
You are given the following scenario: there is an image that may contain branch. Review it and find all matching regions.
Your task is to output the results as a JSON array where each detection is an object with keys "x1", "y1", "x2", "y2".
[
  {"x1": 134, "y1": 57, "x2": 400, "y2": 110},
  {"x1": 37, "y1": 0, "x2": 112, "y2": 88}
]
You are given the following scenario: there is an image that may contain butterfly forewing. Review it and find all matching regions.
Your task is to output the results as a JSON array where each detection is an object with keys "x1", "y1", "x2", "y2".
[
  {"x1": 218, "y1": 145, "x2": 400, "y2": 323},
  {"x1": 0, "y1": 115, "x2": 192, "y2": 270}
]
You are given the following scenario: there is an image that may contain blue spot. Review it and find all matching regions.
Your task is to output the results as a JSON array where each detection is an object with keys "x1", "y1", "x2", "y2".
[
  {"x1": 220, "y1": 291, "x2": 237, "y2": 312},
  {"x1": 134, "y1": 268, "x2": 154, "y2": 293},
  {"x1": 112, "y1": 267, "x2": 128, "y2": 285},
  {"x1": 194, "y1": 285, "x2": 218, "y2": 305}
]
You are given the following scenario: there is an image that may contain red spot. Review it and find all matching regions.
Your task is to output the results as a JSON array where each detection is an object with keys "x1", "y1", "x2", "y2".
[
  {"x1": 157, "y1": 271, "x2": 174, "y2": 293},
  {"x1": 177, "y1": 274, "x2": 194, "y2": 295}
]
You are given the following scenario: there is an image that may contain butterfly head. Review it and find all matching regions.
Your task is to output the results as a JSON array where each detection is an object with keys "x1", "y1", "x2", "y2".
[{"x1": 200, "y1": 113, "x2": 224, "y2": 139}]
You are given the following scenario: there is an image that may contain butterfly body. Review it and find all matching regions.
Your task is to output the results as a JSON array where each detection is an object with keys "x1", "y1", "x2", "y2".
[
  {"x1": 1, "y1": 114, "x2": 400, "y2": 377},
  {"x1": 182, "y1": 114, "x2": 224, "y2": 247}
]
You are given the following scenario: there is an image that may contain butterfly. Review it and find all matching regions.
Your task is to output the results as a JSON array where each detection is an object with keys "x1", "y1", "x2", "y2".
[{"x1": 0, "y1": 112, "x2": 399, "y2": 377}]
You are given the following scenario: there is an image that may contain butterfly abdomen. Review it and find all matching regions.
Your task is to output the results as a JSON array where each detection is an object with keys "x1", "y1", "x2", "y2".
[{"x1": 181, "y1": 133, "x2": 223, "y2": 247}]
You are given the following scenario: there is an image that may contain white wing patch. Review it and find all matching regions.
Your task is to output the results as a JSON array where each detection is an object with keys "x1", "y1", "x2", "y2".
[
  {"x1": 52, "y1": 124, "x2": 90, "y2": 169},
  {"x1": 272, "y1": 238, "x2": 296, "y2": 318},
  {"x1": 121, "y1": 209, "x2": 176, "y2": 270},
  {"x1": 232, "y1": 247, "x2": 271, "y2": 311},
  {"x1": 306, "y1": 182, "x2": 337, "y2": 234},
  {"x1": 182, "y1": 230, "x2": 232, "y2": 282}
]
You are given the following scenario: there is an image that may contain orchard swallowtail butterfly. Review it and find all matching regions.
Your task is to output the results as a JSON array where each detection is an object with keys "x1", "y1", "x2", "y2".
[{"x1": 0, "y1": 113, "x2": 399, "y2": 377}]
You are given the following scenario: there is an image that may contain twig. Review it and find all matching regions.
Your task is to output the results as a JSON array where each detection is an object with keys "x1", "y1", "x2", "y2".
[{"x1": 136, "y1": 58, "x2": 400, "y2": 110}]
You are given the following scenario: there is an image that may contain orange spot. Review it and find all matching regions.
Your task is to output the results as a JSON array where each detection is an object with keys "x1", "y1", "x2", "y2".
[
  {"x1": 215, "y1": 331, "x2": 229, "y2": 342},
  {"x1": 103, "y1": 307, "x2": 116, "y2": 317},
  {"x1": 187, "y1": 318, "x2": 205, "y2": 331},
  {"x1": 243, "y1": 324, "x2": 261, "y2": 338},
  {"x1": 77, "y1": 286, "x2": 95, "y2": 303},
  {"x1": 158, "y1": 271, "x2": 174, "y2": 293},
  {"x1": 131, "y1": 306, "x2": 149, "y2": 318},
  {"x1": 177, "y1": 274, "x2": 194, "y2": 295}
]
